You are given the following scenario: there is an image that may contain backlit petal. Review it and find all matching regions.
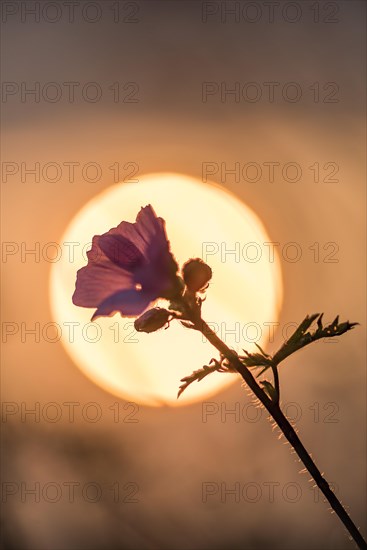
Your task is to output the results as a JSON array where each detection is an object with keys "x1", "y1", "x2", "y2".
[
  {"x1": 91, "y1": 289, "x2": 155, "y2": 320},
  {"x1": 99, "y1": 234, "x2": 145, "y2": 270},
  {"x1": 72, "y1": 235, "x2": 132, "y2": 307}
]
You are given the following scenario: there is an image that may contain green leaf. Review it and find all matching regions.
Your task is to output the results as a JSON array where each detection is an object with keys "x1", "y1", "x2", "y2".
[
  {"x1": 177, "y1": 357, "x2": 232, "y2": 398},
  {"x1": 240, "y1": 313, "x2": 358, "y2": 376}
]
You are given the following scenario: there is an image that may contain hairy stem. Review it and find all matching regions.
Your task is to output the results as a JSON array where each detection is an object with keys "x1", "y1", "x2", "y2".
[{"x1": 197, "y1": 318, "x2": 366, "y2": 549}]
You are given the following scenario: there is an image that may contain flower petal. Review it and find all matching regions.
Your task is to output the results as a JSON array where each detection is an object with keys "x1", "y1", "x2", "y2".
[
  {"x1": 106, "y1": 221, "x2": 147, "y2": 255},
  {"x1": 135, "y1": 205, "x2": 168, "y2": 249},
  {"x1": 91, "y1": 289, "x2": 155, "y2": 320},
  {"x1": 72, "y1": 205, "x2": 181, "y2": 318},
  {"x1": 98, "y1": 234, "x2": 145, "y2": 270},
  {"x1": 72, "y1": 235, "x2": 132, "y2": 308}
]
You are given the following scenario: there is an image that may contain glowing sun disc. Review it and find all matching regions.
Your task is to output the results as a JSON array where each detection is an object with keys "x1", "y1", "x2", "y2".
[{"x1": 50, "y1": 173, "x2": 282, "y2": 406}]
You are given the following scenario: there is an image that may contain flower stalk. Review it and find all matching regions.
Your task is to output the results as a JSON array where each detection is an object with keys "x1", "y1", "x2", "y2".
[{"x1": 188, "y1": 316, "x2": 366, "y2": 550}]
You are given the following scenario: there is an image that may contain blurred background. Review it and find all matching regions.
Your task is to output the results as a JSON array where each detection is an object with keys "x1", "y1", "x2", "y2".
[{"x1": 1, "y1": 1, "x2": 366, "y2": 549}]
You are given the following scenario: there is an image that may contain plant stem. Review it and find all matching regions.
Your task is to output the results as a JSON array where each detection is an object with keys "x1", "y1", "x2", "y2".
[
  {"x1": 271, "y1": 364, "x2": 280, "y2": 404},
  {"x1": 197, "y1": 318, "x2": 367, "y2": 550}
]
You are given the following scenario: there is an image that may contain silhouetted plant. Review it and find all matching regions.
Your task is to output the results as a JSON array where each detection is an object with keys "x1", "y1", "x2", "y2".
[{"x1": 73, "y1": 205, "x2": 366, "y2": 550}]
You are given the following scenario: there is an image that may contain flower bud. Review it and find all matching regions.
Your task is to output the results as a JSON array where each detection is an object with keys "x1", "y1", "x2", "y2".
[
  {"x1": 134, "y1": 307, "x2": 170, "y2": 333},
  {"x1": 182, "y1": 258, "x2": 212, "y2": 292}
]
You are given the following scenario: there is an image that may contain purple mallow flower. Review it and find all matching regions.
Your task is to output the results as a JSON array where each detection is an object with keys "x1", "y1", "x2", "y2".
[{"x1": 72, "y1": 205, "x2": 182, "y2": 320}]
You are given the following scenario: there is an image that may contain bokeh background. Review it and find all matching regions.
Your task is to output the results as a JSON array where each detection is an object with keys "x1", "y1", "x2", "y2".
[{"x1": 1, "y1": 1, "x2": 366, "y2": 549}]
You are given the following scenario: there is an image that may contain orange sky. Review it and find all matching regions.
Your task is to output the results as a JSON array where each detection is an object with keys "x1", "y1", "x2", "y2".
[{"x1": 1, "y1": 2, "x2": 366, "y2": 549}]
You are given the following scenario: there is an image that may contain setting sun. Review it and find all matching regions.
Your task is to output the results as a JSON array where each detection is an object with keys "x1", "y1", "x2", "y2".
[{"x1": 50, "y1": 173, "x2": 283, "y2": 406}]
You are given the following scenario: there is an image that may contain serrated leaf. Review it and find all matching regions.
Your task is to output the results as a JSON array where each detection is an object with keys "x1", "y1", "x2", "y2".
[
  {"x1": 177, "y1": 358, "x2": 230, "y2": 398},
  {"x1": 241, "y1": 313, "x2": 358, "y2": 376}
]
